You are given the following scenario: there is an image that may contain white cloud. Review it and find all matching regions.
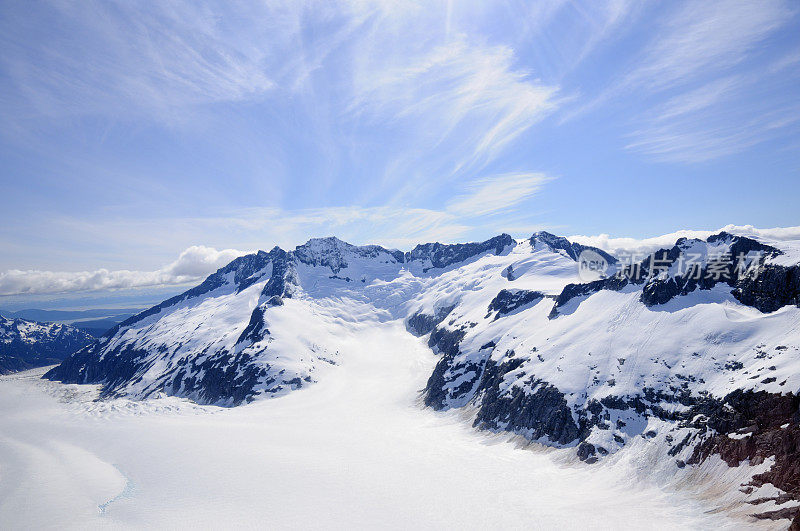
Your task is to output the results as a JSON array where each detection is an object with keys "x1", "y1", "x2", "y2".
[
  {"x1": 349, "y1": 38, "x2": 559, "y2": 188},
  {"x1": 0, "y1": 246, "x2": 246, "y2": 296},
  {"x1": 162, "y1": 246, "x2": 245, "y2": 278},
  {"x1": 1, "y1": 1, "x2": 277, "y2": 123},
  {"x1": 447, "y1": 173, "x2": 551, "y2": 217},
  {"x1": 652, "y1": 77, "x2": 743, "y2": 123},
  {"x1": 569, "y1": 225, "x2": 800, "y2": 256},
  {"x1": 625, "y1": 0, "x2": 792, "y2": 91},
  {"x1": 625, "y1": 103, "x2": 800, "y2": 163},
  {"x1": 563, "y1": 0, "x2": 796, "y2": 163}
]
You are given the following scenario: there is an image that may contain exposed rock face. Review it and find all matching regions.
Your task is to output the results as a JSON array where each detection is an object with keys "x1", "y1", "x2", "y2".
[
  {"x1": 256, "y1": 247, "x2": 298, "y2": 302},
  {"x1": 548, "y1": 276, "x2": 629, "y2": 318},
  {"x1": 733, "y1": 264, "x2": 800, "y2": 313},
  {"x1": 549, "y1": 232, "x2": 800, "y2": 317},
  {"x1": 487, "y1": 289, "x2": 545, "y2": 319},
  {"x1": 686, "y1": 391, "x2": 800, "y2": 524},
  {"x1": 472, "y1": 356, "x2": 580, "y2": 445},
  {"x1": 530, "y1": 231, "x2": 617, "y2": 264},
  {"x1": 407, "y1": 234, "x2": 514, "y2": 271},
  {"x1": 638, "y1": 233, "x2": 784, "y2": 308},
  {"x1": 423, "y1": 326, "x2": 469, "y2": 409},
  {"x1": 294, "y1": 237, "x2": 404, "y2": 273},
  {"x1": 0, "y1": 315, "x2": 94, "y2": 374},
  {"x1": 406, "y1": 305, "x2": 456, "y2": 336}
]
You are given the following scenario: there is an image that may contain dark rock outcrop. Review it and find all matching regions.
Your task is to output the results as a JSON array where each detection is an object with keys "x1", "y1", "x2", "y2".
[
  {"x1": 487, "y1": 289, "x2": 545, "y2": 319},
  {"x1": 548, "y1": 276, "x2": 629, "y2": 318},
  {"x1": 686, "y1": 390, "x2": 800, "y2": 522},
  {"x1": 293, "y1": 237, "x2": 404, "y2": 273},
  {"x1": 406, "y1": 305, "x2": 456, "y2": 336},
  {"x1": 472, "y1": 357, "x2": 580, "y2": 445},
  {"x1": 530, "y1": 231, "x2": 617, "y2": 264},
  {"x1": 407, "y1": 234, "x2": 515, "y2": 271},
  {"x1": 422, "y1": 326, "x2": 469, "y2": 409},
  {"x1": 733, "y1": 264, "x2": 800, "y2": 313}
]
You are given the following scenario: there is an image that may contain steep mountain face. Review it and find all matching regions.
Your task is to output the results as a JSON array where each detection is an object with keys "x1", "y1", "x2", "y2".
[
  {"x1": 530, "y1": 230, "x2": 617, "y2": 264},
  {"x1": 45, "y1": 231, "x2": 800, "y2": 525},
  {"x1": 0, "y1": 315, "x2": 94, "y2": 374}
]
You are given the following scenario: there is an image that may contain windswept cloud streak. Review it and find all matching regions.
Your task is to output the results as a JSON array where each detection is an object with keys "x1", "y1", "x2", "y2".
[
  {"x1": 564, "y1": 0, "x2": 797, "y2": 163},
  {"x1": 447, "y1": 173, "x2": 551, "y2": 217},
  {"x1": 0, "y1": 1, "x2": 276, "y2": 123},
  {"x1": 352, "y1": 40, "x2": 558, "y2": 166},
  {"x1": 625, "y1": 0, "x2": 791, "y2": 91}
]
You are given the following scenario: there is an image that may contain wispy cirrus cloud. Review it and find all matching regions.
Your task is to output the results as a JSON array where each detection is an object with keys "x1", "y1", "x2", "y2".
[
  {"x1": 447, "y1": 173, "x2": 551, "y2": 217},
  {"x1": 352, "y1": 40, "x2": 558, "y2": 165},
  {"x1": 623, "y1": 0, "x2": 792, "y2": 91},
  {"x1": 47, "y1": 172, "x2": 552, "y2": 257},
  {"x1": 625, "y1": 72, "x2": 800, "y2": 163},
  {"x1": 651, "y1": 77, "x2": 744, "y2": 123},
  {"x1": 614, "y1": 0, "x2": 800, "y2": 162},
  {"x1": 1, "y1": 0, "x2": 798, "y2": 295},
  {"x1": 562, "y1": 0, "x2": 797, "y2": 163},
  {"x1": 0, "y1": 1, "x2": 276, "y2": 125},
  {"x1": 344, "y1": 35, "x2": 560, "y2": 204},
  {"x1": 625, "y1": 107, "x2": 800, "y2": 163}
]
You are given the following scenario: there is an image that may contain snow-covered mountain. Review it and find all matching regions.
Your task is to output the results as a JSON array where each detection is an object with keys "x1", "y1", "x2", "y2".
[
  {"x1": 0, "y1": 315, "x2": 94, "y2": 374},
  {"x1": 45, "y1": 230, "x2": 800, "y2": 526}
]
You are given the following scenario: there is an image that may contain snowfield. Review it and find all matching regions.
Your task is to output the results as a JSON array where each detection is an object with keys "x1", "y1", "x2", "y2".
[{"x1": 0, "y1": 323, "x2": 764, "y2": 529}]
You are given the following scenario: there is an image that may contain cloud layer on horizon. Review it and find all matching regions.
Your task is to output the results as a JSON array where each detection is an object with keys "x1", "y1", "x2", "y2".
[{"x1": 0, "y1": 246, "x2": 244, "y2": 297}]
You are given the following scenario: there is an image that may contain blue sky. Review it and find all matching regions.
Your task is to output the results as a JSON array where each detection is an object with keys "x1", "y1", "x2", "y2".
[{"x1": 1, "y1": 0, "x2": 799, "y2": 304}]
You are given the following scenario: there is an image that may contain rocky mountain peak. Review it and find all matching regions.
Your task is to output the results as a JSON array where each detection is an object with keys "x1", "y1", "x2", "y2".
[{"x1": 530, "y1": 231, "x2": 617, "y2": 264}]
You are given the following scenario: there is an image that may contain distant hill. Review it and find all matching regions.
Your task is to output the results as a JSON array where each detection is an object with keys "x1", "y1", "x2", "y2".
[
  {"x1": 0, "y1": 314, "x2": 94, "y2": 374},
  {"x1": 0, "y1": 308, "x2": 141, "y2": 337}
]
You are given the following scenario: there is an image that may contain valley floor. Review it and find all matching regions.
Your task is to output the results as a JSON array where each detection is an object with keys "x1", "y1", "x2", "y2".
[{"x1": 0, "y1": 320, "x2": 775, "y2": 529}]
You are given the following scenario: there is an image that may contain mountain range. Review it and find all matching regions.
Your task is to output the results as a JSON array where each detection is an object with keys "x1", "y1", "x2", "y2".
[
  {"x1": 0, "y1": 315, "x2": 94, "y2": 374},
  {"x1": 40, "y1": 230, "x2": 800, "y2": 527}
]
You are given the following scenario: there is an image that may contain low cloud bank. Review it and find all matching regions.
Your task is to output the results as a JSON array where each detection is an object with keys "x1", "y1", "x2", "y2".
[
  {"x1": 569, "y1": 225, "x2": 800, "y2": 255},
  {"x1": 0, "y1": 246, "x2": 245, "y2": 296}
]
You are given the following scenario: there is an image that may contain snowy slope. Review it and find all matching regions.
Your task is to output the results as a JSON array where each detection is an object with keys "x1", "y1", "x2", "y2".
[
  {"x1": 0, "y1": 314, "x2": 93, "y2": 374},
  {"x1": 45, "y1": 229, "x2": 800, "y2": 525}
]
